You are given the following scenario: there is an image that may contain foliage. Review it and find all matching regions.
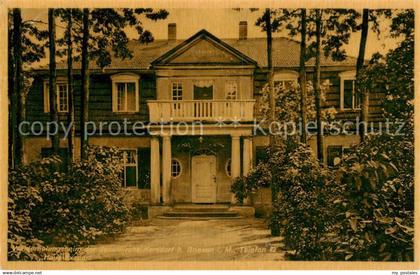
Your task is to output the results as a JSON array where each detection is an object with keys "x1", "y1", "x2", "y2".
[
  {"x1": 257, "y1": 80, "x2": 336, "y2": 138},
  {"x1": 231, "y1": 162, "x2": 272, "y2": 204},
  {"x1": 359, "y1": 9, "x2": 414, "y2": 122},
  {"x1": 268, "y1": 143, "x2": 333, "y2": 259},
  {"x1": 324, "y1": 131, "x2": 414, "y2": 261},
  {"x1": 8, "y1": 146, "x2": 129, "y2": 260},
  {"x1": 55, "y1": 8, "x2": 168, "y2": 68}
]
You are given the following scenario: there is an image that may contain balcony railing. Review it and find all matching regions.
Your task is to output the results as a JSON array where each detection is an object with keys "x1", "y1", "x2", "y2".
[{"x1": 147, "y1": 100, "x2": 255, "y2": 122}]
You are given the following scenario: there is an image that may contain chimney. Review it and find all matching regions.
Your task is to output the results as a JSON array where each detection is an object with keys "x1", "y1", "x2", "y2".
[
  {"x1": 239, "y1": 21, "x2": 247, "y2": 40},
  {"x1": 168, "y1": 23, "x2": 176, "y2": 41}
]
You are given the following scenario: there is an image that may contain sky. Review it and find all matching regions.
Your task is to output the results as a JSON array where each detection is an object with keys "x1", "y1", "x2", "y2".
[{"x1": 21, "y1": 8, "x2": 401, "y2": 64}]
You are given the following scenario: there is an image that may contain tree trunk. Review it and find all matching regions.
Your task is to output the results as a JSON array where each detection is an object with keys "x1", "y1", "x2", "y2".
[
  {"x1": 48, "y1": 8, "x2": 59, "y2": 155},
  {"x1": 12, "y1": 9, "x2": 23, "y2": 166},
  {"x1": 298, "y1": 9, "x2": 308, "y2": 144},
  {"x1": 9, "y1": 12, "x2": 15, "y2": 168},
  {"x1": 67, "y1": 9, "x2": 75, "y2": 165},
  {"x1": 357, "y1": 9, "x2": 369, "y2": 143},
  {"x1": 264, "y1": 9, "x2": 275, "y2": 150},
  {"x1": 314, "y1": 9, "x2": 324, "y2": 162},
  {"x1": 80, "y1": 8, "x2": 90, "y2": 160},
  {"x1": 264, "y1": 8, "x2": 280, "y2": 237}
]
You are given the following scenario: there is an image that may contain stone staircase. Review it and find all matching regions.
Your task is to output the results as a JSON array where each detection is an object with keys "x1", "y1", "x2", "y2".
[{"x1": 159, "y1": 204, "x2": 240, "y2": 219}]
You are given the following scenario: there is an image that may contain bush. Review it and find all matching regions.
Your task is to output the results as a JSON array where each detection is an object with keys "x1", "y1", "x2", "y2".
[
  {"x1": 269, "y1": 143, "x2": 334, "y2": 259},
  {"x1": 324, "y1": 132, "x2": 414, "y2": 261},
  {"x1": 8, "y1": 146, "x2": 130, "y2": 260},
  {"x1": 231, "y1": 156, "x2": 273, "y2": 204}
]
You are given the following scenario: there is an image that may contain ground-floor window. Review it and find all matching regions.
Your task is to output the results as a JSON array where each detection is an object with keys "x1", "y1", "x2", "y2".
[
  {"x1": 171, "y1": 159, "x2": 182, "y2": 178},
  {"x1": 327, "y1": 146, "x2": 352, "y2": 167},
  {"x1": 122, "y1": 149, "x2": 138, "y2": 187}
]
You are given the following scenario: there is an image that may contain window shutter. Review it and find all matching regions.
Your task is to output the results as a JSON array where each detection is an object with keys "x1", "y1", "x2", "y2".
[{"x1": 138, "y1": 148, "x2": 151, "y2": 189}]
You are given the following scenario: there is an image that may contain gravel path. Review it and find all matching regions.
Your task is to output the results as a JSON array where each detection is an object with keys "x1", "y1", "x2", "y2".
[{"x1": 81, "y1": 218, "x2": 285, "y2": 261}]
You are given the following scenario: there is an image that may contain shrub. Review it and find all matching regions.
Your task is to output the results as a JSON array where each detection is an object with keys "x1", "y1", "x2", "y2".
[
  {"x1": 324, "y1": 132, "x2": 414, "y2": 261},
  {"x1": 231, "y1": 161, "x2": 272, "y2": 204},
  {"x1": 8, "y1": 146, "x2": 130, "y2": 260}
]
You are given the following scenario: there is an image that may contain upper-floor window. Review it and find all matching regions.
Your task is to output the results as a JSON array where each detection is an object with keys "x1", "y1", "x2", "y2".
[
  {"x1": 225, "y1": 81, "x2": 238, "y2": 100},
  {"x1": 43, "y1": 79, "x2": 69, "y2": 113},
  {"x1": 172, "y1": 82, "x2": 183, "y2": 100},
  {"x1": 339, "y1": 71, "x2": 360, "y2": 110},
  {"x1": 111, "y1": 73, "x2": 140, "y2": 113},
  {"x1": 273, "y1": 71, "x2": 298, "y2": 91}
]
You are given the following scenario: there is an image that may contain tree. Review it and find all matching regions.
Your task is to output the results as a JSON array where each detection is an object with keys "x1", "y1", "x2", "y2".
[
  {"x1": 48, "y1": 9, "x2": 60, "y2": 155},
  {"x1": 298, "y1": 9, "x2": 308, "y2": 143},
  {"x1": 11, "y1": 9, "x2": 23, "y2": 166},
  {"x1": 306, "y1": 9, "x2": 359, "y2": 162},
  {"x1": 356, "y1": 9, "x2": 392, "y2": 142},
  {"x1": 79, "y1": 8, "x2": 169, "y2": 159},
  {"x1": 313, "y1": 9, "x2": 323, "y2": 162},
  {"x1": 276, "y1": 9, "x2": 309, "y2": 144},
  {"x1": 8, "y1": 10, "x2": 49, "y2": 168},
  {"x1": 356, "y1": 9, "x2": 369, "y2": 143},
  {"x1": 80, "y1": 8, "x2": 89, "y2": 160}
]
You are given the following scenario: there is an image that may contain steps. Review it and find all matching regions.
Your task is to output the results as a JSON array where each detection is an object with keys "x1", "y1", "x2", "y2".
[{"x1": 159, "y1": 204, "x2": 240, "y2": 219}]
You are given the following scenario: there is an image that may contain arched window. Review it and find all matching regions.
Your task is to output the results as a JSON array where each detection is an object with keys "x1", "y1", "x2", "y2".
[{"x1": 171, "y1": 159, "x2": 182, "y2": 178}]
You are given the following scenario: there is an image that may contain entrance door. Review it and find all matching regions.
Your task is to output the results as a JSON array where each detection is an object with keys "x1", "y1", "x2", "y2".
[{"x1": 191, "y1": 155, "x2": 217, "y2": 203}]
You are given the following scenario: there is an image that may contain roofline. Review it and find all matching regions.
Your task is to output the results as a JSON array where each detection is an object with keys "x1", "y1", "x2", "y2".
[{"x1": 151, "y1": 29, "x2": 258, "y2": 67}]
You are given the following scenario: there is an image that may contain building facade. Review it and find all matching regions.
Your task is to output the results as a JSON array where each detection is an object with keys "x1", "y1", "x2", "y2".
[{"x1": 24, "y1": 22, "x2": 384, "y2": 213}]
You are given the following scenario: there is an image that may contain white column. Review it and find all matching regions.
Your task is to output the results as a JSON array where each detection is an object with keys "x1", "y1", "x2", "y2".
[
  {"x1": 231, "y1": 135, "x2": 241, "y2": 204},
  {"x1": 231, "y1": 135, "x2": 241, "y2": 178},
  {"x1": 150, "y1": 137, "x2": 161, "y2": 205},
  {"x1": 243, "y1": 137, "x2": 253, "y2": 176},
  {"x1": 161, "y1": 135, "x2": 172, "y2": 205}
]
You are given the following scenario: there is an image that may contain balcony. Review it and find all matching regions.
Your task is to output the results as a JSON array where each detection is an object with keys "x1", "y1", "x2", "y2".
[{"x1": 147, "y1": 100, "x2": 255, "y2": 122}]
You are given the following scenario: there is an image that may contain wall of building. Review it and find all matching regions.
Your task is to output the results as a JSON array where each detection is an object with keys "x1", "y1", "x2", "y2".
[
  {"x1": 171, "y1": 136, "x2": 233, "y2": 203},
  {"x1": 155, "y1": 68, "x2": 253, "y2": 101}
]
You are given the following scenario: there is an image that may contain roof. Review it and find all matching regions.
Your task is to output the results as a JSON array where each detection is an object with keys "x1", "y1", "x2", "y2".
[
  {"x1": 42, "y1": 30, "x2": 358, "y2": 71},
  {"x1": 151, "y1": 29, "x2": 258, "y2": 66}
]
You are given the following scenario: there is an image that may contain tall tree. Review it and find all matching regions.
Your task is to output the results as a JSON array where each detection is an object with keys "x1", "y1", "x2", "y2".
[
  {"x1": 78, "y1": 8, "x2": 169, "y2": 160},
  {"x1": 313, "y1": 9, "x2": 324, "y2": 162},
  {"x1": 66, "y1": 9, "x2": 75, "y2": 164},
  {"x1": 298, "y1": 9, "x2": 308, "y2": 143},
  {"x1": 11, "y1": 9, "x2": 23, "y2": 166},
  {"x1": 48, "y1": 9, "x2": 59, "y2": 155},
  {"x1": 8, "y1": 10, "x2": 48, "y2": 168},
  {"x1": 357, "y1": 9, "x2": 369, "y2": 143},
  {"x1": 306, "y1": 9, "x2": 359, "y2": 162},
  {"x1": 80, "y1": 8, "x2": 89, "y2": 160}
]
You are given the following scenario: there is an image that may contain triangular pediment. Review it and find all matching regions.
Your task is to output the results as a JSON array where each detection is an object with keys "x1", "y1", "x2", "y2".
[{"x1": 152, "y1": 30, "x2": 257, "y2": 66}]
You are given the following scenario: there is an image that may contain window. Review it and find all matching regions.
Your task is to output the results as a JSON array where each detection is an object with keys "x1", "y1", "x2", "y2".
[
  {"x1": 111, "y1": 73, "x2": 140, "y2": 112},
  {"x1": 273, "y1": 71, "x2": 298, "y2": 91},
  {"x1": 327, "y1": 146, "x2": 352, "y2": 167},
  {"x1": 193, "y1": 80, "x2": 213, "y2": 100},
  {"x1": 122, "y1": 149, "x2": 138, "y2": 187},
  {"x1": 256, "y1": 147, "x2": 269, "y2": 165},
  {"x1": 225, "y1": 81, "x2": 238, "y2": 100},
  {"x1": 225, "y1": 159, "x2": 232, "y2": 177},
  {"x1": 340, "y1": 71, "x2": 360, "y2": 110},
  {"x1": 172, "y1": 82, "x2": 183, "y2": 101},
  {"x1": 43, "y1": 80, "x2": 69, "y2": 113},
  {"x1": 171, "y1": 159, "x2": 181, "y2": 178}
]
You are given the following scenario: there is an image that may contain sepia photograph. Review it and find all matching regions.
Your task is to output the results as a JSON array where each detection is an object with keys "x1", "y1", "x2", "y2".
[{"x1": 1, "y1": 0, "x2": 417, "y2": 271}]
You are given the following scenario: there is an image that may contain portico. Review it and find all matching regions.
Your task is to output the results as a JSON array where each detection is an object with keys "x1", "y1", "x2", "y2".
[{"x1": 149, "y1": 125, "x2": 254, "y2": 206}]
